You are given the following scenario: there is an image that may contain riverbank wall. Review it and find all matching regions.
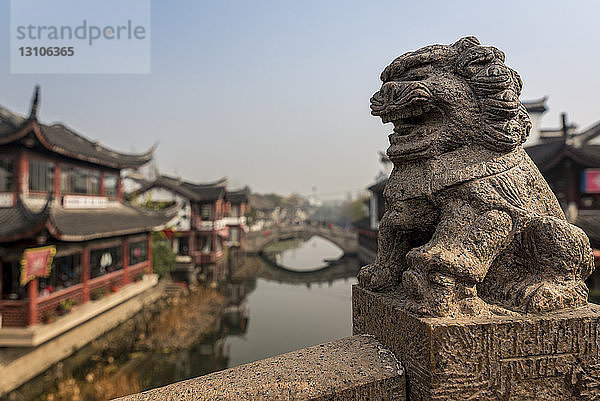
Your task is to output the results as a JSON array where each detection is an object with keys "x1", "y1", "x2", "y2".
[{"x1": 0, "y1": 276, "x2": 166, "y2": 398}]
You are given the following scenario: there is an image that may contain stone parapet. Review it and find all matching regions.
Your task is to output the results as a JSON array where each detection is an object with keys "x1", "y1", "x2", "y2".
[
  {"x1": 353, "y1": 285, "x2": 600, "y2": 400},
  {"x1": 114, "y1": 335, "x2": 406, "y2": 401}
]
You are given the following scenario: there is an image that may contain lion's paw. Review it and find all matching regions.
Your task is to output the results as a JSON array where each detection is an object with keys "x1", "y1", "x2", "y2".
[
  {"x1": 357, "y1": 264, "x2": 396, "y2": 290},
  {"x1": 525, "y1": 281, "x2": 588, "y2": 313},
  {"x1": 402, "y1": 269, "x2": 428, "y2": 300}
]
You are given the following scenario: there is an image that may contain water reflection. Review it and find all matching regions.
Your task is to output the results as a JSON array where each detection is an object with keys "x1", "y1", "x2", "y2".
[
  {"x1": 266, "y1": 236, "x2": 344, "y2": 272},
  {"x1": 223, "y1": 235, "x2": 358, "y2": 366},
  {"x1": 225, "y1": 277, "x2": 356, "y2": 367},
  {"x1": 14, "y1": 238, "x2": 359, "y2": 401}
]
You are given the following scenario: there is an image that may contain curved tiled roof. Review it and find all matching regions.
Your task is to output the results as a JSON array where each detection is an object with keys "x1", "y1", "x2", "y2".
[
  {"x1": 368, "y1": 179, "x2": 387, "y2": 193},
  {"x1": 0, "y1": 197, "x2": 174, "y2": 242},
  {"x1": 0, "y1": 88, "x2": 154, "y2": 169},
  {"x1": 48, "y1": 203, "x2": 176, "y2": 241},
  {"x1": 133, "y1": 175, "x2": 227, "y2": 202},
  {"x1": 525, "y1": 140, "x2": 600, "y2": 171},
  {"x1": 228, "y1": 190, "x2": 249, "y2": 204},
  {"x1": 522, "y1": 97, "x2": 548, "y2": 114},
  {"x1": 574, "y1": 213, "x2": 600, "y2": 248},
  {"x1": 0, "y1": 105, "x2": 26, "y2": 137},
  {"x1": 0, "y1": 196, "x2": 51, "y2": 242},
  {"x1": 568, "y1": 145, "x2": 600, "y2": 168},
  {"x1": 524, "y1": 139, "x2": 565, "y2": 170},
  {"x1": 38, "y1": 123, "x2": 155, "y2": 169}
]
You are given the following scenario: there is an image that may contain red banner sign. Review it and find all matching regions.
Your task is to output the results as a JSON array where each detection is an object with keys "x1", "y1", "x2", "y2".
[
  {"x1": 582, "y1": 169, "x2": 600, "y2": 193},
  {"x1": 161, "y1": 229, "x2": 175, "y2": 240},
  {"x1": 20, "y1": 246, "x2": 56, "y2": 286}
]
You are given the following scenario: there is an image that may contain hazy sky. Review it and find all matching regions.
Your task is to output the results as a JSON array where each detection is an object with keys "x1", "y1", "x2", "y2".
[{"x1": 1, "y1": 1, "x2": 599, "y2": 198}]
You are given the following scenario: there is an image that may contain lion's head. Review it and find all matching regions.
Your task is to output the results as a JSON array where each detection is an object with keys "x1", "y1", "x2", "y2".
[{"x1": 370, "y1": 36, "x2": 531, "y2": 161}]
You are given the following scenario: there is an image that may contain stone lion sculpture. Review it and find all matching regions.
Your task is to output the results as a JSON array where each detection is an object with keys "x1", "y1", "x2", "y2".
[{"x1": 358, "y1": 36, "x2": 594, "y2": 317}]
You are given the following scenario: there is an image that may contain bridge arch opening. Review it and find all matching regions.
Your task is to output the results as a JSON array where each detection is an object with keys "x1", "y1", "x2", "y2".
[{"x1": 262, "y1": 235, "x2": 344, "y2": 273}]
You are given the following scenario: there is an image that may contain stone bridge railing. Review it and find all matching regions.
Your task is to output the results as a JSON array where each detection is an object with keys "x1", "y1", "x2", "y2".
[
  {"x1": 114, "y1": 37, "x2": 600, "y2": 401},
  {"x1": 245, "y1": 224, "x2": 357, "y2": 255},
  {"x1": 115, "y1": 335, "x2": 405, "y2": 401}
]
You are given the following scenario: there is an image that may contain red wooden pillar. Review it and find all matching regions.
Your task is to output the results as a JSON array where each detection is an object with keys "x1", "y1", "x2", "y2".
[
  {"x1": 82, "y1": 246, "x2": 90, "y2": 303},
  {"x1": 99, "y1": 172, "x2": 105, "y2": 196},
  {"x1": 27, "y1": 278, "x2": 39, "y2": 326},
  {"x1": 17, "y1": 150, "x2": 28, "y2": 195},
  {"x1": 117, "y1": 177, "x2": 123, "y2": 202},
  {"x1": 147, "y1": 233, "x2": 153, "y2": 275},
  {"x1": 123, "y1": 238, "x2": 130, "y2": 284}
]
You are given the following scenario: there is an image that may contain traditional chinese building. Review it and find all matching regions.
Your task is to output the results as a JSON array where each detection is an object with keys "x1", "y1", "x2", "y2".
[
  {"x1": 0, "y1": 88, "x2": 172, "y2": 329},
  {"x1": 524, "y1": 111, "x2": 600, "y2": 287},
  {"x1": 128, "y1": 175, "x2": 248, "y2": 282},
  {"x1": 224, "y1": 190, "x2": 249, "y2": 248},
  {"x1": 355, "y1": 180, "x2": 383, "y2": 265}
]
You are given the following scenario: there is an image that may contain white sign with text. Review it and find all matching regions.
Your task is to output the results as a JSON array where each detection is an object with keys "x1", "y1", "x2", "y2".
[
  {"x1": 0, "y1": 193, "x2": 15, "y2": 207},
  {"x1": 63, "y1": 195, "x2": 108, "y2": 209}
]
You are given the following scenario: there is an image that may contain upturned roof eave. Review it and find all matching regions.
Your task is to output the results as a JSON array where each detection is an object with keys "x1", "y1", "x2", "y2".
[{"x1": 0, "y1": 119, "x2": 155, "y2": 169}]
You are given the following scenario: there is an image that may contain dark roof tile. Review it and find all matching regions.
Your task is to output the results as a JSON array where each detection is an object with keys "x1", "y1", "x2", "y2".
[
  {"x1": 522, "y1": 97, "x2": 548, "y2": 114},
  {"x1": 133, "y1": 175, "x2": 227, "y2": 202},
  {"x1": 39, "y1": 123, "x2": 154, "y2": 169},
  {"x1": 49, "y1": 204, "x2": 174, "y2": 241},
  {"x1": 228, "y1": 190, "x2": 248, "y2": 204},
  {"x1": 574, "y1": 213, "x2": 600, "y2": 248},
  {"x1": 368, "y1": 179, "x2": 387, "y2": 193},
  {"x1": 525, "y1": 139, "x2": 565, "y2": 169},
  {"x1": 0, "y1": 96, "x2": 154, "y2": 169},
  {"x1": 0, "y1": 197, "x2": 50, "y2": 241}
]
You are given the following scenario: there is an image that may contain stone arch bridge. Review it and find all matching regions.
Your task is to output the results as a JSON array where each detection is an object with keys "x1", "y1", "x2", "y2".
[
  {"x1": 245, "y1": 224, "x2": 357, "y2": 256},
  {"x1": 231, "y1": 253, "x2": 360, "y2": 286}
]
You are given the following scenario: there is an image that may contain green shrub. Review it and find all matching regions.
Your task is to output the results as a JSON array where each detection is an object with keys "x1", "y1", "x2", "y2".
[
  {"x1": 57, "y1": 298, "x2": 75, "y2": 315},
  {"x1": 152, "y1": 232, "x2": 176, "y2": 278},
  {"x1": 90, "y1": 287, "x2": 107, "y2": 301}
]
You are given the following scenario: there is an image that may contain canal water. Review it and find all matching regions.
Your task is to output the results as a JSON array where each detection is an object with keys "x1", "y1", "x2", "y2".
[
  {"x1": 226, "y1": 236, "x2": 355, "y2": 367},
  {"x1": 16, "y1": 235, "x2": 358, "y2": 401}
]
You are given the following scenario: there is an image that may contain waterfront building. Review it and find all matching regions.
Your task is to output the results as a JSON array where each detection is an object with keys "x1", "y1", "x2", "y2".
[
  {"x1": 0, "y1": 88, "x2": 172, "y2": 329},
  {"x1": 354, "y1": 179, "x2": 385, "y2": 265},
  {"x1": 128, "y1": 175, "x2": 249, "y2": 282},
  {"x1": 225, "y1": 189, "x2": 249, "y2": 248}
]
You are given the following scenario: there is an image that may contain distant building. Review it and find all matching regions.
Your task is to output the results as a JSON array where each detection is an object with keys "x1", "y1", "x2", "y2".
[
  {"x1": 225, "y1": 190, "x2": 250, "y2": 248},
  {"x1": 0, "y1": 87, "x2": 172, "y2": 329},
  {"x1": 521, "y1": 97, "x2": 549, "y2": 147},
  {"x1": 247, "y1": 194, "x2": 279, "y2": 232},
  {"x1": 128, "y1": 175, "x2": 248, "y2": 283}
]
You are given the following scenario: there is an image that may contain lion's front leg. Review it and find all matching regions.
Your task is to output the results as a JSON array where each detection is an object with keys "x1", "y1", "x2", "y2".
[
  {"x1": 358, "y1": 211, "x2": 412, "y2": 290},
  {"x1": 358, "y1": 198, "x2": 437, "y2": 290},
  {"x1": 402, "y1": 206, "x2": 514, "y2": 316}
]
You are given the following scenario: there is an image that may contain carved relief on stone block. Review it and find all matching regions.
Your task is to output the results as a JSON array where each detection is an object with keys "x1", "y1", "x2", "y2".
[{"x1": 353, "y1": 286, "x2": 600, "y2": 400}]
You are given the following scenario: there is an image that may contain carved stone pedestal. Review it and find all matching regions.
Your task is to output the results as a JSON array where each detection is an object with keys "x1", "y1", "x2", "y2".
[{"x1": 353, "y1": 285, "x2": 600, "y2": 400}]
